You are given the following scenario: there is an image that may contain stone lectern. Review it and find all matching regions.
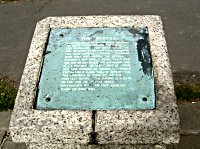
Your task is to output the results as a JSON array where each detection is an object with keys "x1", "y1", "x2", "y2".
[{"x1": 10, "y1": 15, "x2": 180, "y2": 149}]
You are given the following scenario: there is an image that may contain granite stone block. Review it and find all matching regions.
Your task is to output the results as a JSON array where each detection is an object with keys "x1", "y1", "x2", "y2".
[
  {"x1": 28, "y1": 143, "x2": 166, "y2": 149},
  {"x1": 9, "y1": 16, "x2": 94, "y2": 144},
  {"x1": 94, "y1": 16, "x2": 180, "y2": 144},
  {"x1": 10, "y1": 16, "x2": 179, "y2": 146}
]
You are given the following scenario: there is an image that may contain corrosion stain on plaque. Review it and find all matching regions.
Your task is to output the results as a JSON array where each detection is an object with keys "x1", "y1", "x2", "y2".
[{"x1": 36, "y1": 27, "x2": 156, "y2": 110}]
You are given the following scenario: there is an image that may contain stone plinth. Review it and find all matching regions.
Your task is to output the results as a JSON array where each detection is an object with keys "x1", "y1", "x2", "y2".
[
  {"x1": 95, "y1": 15, "x2": 180, "y2": 144},
  {"x1": 10, "y1": 15, "x2": 180, "y2": 148}
]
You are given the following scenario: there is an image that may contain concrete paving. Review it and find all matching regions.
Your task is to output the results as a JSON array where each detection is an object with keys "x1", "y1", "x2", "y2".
[
  {"x1": 2, "y1": 141, "x2": 26, "y2": 149},
  {"x1": 0, "y1": 0, "x2": 200, "y2": 84},
  {"x1": 176, "y1": 136, "x2": 200, "y2": 149},
  {"x1": 179, "y1": 102, "x2": 200, "y2": 133},
  {"x1": 0, "y1": 131, "x2": 5, "y2": 143},
  {"x1": 0, "y1": 112, "x2": 12, "y2": 131}
]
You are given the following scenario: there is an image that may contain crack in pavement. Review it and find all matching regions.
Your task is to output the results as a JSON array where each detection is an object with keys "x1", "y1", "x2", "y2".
[{"x1": 0, "y1": 131, "x2": 9, "y2": 149}]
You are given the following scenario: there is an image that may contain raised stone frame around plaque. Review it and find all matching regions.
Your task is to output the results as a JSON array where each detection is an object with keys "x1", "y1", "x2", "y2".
[{"x1": 10, "y1": 16, "x2": 180, "y2": 146}]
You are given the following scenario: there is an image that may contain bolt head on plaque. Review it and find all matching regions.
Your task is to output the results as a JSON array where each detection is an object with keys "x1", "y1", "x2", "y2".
[{"x1": 36, "y1": 27, "x2": 155, "y2": 110}]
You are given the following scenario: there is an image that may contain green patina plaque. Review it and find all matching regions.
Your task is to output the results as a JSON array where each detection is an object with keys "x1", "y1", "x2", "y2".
[{"x1": 36, "y1": 27, "x2": 156, "y2": 110}]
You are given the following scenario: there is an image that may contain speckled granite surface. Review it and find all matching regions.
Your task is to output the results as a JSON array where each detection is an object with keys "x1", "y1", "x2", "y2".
[
  {"x1": 9, "y1": 16, "x2": 94, "y2": 144},
  {"x1": 28, "y1": 143, "x2": 166, "y2": 149},
  {"x1": 95, "y1": 16, "x2": 180, "y2": 144},
  {"x1": 10, "y1": 15, "x2": 179, "y2": 146}
]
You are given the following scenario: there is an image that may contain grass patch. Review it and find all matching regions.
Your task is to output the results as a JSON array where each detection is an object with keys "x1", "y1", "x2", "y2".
[
  {"x1": 175, "y1": 82, "x2": 200, "y2": 102},
  {"x1": 0, "y1": 77, "x2": 17, "y2": 111}
]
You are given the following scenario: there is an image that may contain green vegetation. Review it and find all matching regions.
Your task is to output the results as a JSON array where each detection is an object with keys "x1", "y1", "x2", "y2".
[
  {"x1": 0, "y1": 77, "x2": 17, "y2": 111},
  {"x1": 175, "y1": 82, "x2": 200, "y2": 101}
]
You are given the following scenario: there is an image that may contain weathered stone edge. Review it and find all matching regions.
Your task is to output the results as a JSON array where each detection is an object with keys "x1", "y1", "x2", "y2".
[
  {"x1": 94, "y1": 15, "x2": 180, "y2": 144},
  {"x1": 27, "y1": 143, "x2": 166, "y2": 149},
  {"x1": 9, "y1": 16, "x2": 95, "y2": 144},
  {"x1": 9, "y1": 15, "x2": 180, "y2": 144}
]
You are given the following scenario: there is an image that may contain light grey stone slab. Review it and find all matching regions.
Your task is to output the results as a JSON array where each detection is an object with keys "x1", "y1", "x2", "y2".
[
  {"x1": 9, "y1": 16, "x2": 95, "y2": 144},
  {"x1": 0, "y1": 112, "x2": 12, "y2": 130},
  {"x1": 179, "y1": 102, "x2": 200, "y2": 134},
  {"x1": 95, "y1": 16, "x2": 180, "y2": 144},
  {"x1": 2, "y1": 141, "x2": 27, "y2": 149},
  {"x1": 28, "y1": 143, "x2": 166, "y2": 149},
  {"x1": 166, "y1": 145, "x2": 174, "y2": 149}
]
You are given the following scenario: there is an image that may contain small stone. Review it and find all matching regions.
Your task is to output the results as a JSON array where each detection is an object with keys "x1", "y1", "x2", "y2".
[
  {"x1": 154, "y1": 144, "x2": 166, "y2": 149},
  {"x1": 192, "y1": 74, "x2": 196, "y2": 78}
]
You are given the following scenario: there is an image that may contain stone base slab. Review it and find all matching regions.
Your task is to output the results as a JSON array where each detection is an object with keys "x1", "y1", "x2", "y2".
[
  {"x1": 95, "y1": 15, "x2": 180, "y2": 144},
  {"x1": 28, "y1": 143, "x2": 166, "y2": 149}
]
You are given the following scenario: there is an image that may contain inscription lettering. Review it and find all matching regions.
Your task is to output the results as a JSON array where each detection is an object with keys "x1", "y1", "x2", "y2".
[{"x1": 60, "y1": 40, "x2": 131, "y2": 91}]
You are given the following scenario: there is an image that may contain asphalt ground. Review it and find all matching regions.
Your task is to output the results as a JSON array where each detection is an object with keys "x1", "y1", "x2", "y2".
[{"x1": 0, "y1": 0, "x2": 200, "y2": 84}]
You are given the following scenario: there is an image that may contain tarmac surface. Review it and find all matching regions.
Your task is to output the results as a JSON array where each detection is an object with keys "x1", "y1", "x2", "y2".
[
  {"x1": 0, "y1": 0, "x2": 200, "y2": 84},
  {"x1": 0, "y1": 0, "x2": 200, "y2": 148}
]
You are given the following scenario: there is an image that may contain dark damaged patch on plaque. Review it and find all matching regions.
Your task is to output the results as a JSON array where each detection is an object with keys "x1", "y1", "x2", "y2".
[
  {"x1": 137, "y1": 38, "x2": 152, "y2": 76},
  {"x1": 45, "y1": 51, "x2": 51, "y2": 55},
  {"x1": 128, "y1": 28, "x2": 140, "y2": 35},
  {"x1": 128, "y1": 28, "x2": 152, "y2": 76},
  {"x1": 89, "y1": 30, "x2": 104, "y2": 37}
]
